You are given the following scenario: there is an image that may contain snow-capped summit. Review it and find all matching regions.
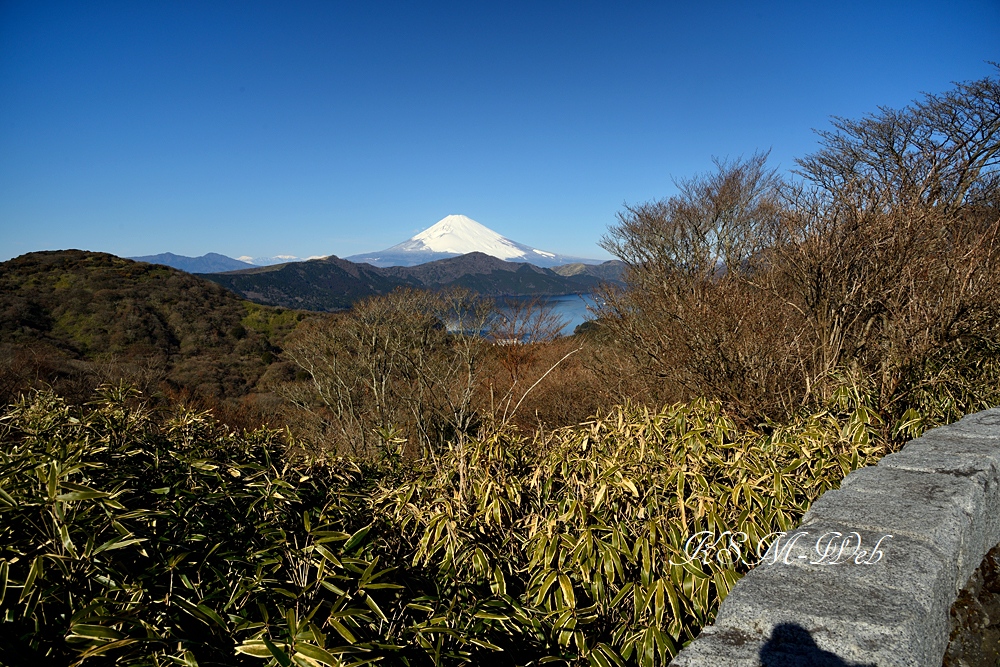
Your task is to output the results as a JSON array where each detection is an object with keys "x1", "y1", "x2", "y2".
[
  {"x1": 408, "y1": 214, "x2": 549, "y2": 260},
  {"x1": 346, "y1": 215, "x2": 599, "y2": 268}
]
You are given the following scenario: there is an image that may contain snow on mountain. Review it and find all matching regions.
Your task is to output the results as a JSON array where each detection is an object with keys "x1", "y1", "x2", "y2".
[
  {"x1": 407, "y1": 215, "x2": 536, "y2": 260},
  {"x1": 346, "y1": 215, "x2": 602, "y2": 268}
]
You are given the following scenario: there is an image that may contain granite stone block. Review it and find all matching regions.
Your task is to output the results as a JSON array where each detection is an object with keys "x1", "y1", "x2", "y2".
[
  {"x1": 670, "y1": 410, "x2": 1000, "y2": 667},
  {"x1": 752, "y1": 520, "x2": 953, "y2": 615},
  {"x1": 708, "y1": 563, "x2": 947, "y2": 665}
]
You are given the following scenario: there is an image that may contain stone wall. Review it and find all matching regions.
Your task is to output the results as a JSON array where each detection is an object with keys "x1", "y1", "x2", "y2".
[
  {"x1": 943, "y1": 543, "x2": 1000, "y2": 666},
  {"x1": 669, "y1": 408, "x2": 1000, "y2": 667}
]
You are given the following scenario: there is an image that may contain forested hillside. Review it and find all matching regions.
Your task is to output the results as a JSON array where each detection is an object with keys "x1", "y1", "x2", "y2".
[
  {"x1": 0, "y1": 250, "x2": 307, "y2": 417},
  {"x1": 202, "y1": 252, "x2": 620, "y2": 310}
]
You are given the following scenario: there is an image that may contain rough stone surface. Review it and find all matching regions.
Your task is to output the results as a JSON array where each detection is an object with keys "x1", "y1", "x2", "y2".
[
  {"x1": 878, "y1": 437, "x2": 1000, "y2": 565},
  {"x1": 802, "y1": 468, "x2": 989, "y2": 589},
  {"x1": 668, "y1": 626, "x2": 767, "y2": 667},
  {"x1": 929, "y1": 409, "x2": 1000, "y2": 439},
  {"x1": 754, "y1": 522, "x2": 955, "y2": 616},
  {"x1": 943, "y1": 543, "x2": 1000, "y2": 667},
  {"x1": 668, "y1": 623, "x2": 879, "y2": 667},
  {"x1": 669, "y1": 410, "x2": 1000, "y2": 667},
  {"x1": 710, "y1": 564, "x2": 945, "y2": 665}
]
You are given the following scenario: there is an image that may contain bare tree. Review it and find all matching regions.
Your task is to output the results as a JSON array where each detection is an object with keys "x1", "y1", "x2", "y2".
[
  {"x1": 279, "y1": 288, "x2": 497, "y2": 459},
  {"x1": 489, "y1": 297, "x2": 567, "y2": 382},
  {"x1": 772, "y1": 68, "x2": 1000, "y2": 408},
  {"x1": 481, "y1": 297, "x2": 577, "y2": 423},
  {"x1": 596, "y1": 69, "x2": 1000, "y2": 421},
  {"x1": 595, "y1": 152, "x2": 797, "y2": 414},
  {"x1": 797, "y1": 67, "x2": 1000, "y2": 215}
]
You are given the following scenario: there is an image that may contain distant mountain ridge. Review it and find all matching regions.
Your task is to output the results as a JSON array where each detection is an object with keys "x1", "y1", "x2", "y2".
[
  {"x1": 236, "y1": 254, "x2": 322, "y2": 266},
  {"x1": 551, "y1": 262, "x2": 628, "y2": 281},
  {"x1": 203, "y1": 252, "x2": 624, "y2": 311},
  {"x1": 129, "y1": 252, "x2": 324, "y2": 272},
  {"x1": 128, "y1": 252, "x2": 254, "y2": 273},
  {"x1": 129, "y1": 214, "x2": 606, "y2": 272},
  {"x1": 346, "y1": 214, "x2": 606, "y2": 268}
]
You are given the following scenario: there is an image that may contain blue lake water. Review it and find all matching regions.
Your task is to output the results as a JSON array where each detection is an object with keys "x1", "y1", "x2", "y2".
[{"x1": 496, "y1": 294, "x2": 599, "y2": 336}]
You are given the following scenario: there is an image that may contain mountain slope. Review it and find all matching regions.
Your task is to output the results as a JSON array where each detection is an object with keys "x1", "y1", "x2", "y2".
[
  {"x1": 236, "y1": 255, "x2": 317, "y2": 266},
  {"x1": 0, "y1": 250, "x2": 306, "y2": 404},
  {"x1": 396, "y1": 252, "x2": 585, "y2": 295},
  {"x1": 204, "y1": 256, "x2": 418, "y2": 311},
  {"x1": 129, "y1": 252, "x2": 254, "y2": 273},
  {"x1": 203, "y1": 252, "x2": 618, "y2": 311},
  {"x1": 382, "y1": 252, "x2": 552, "y2": 283},
  {"x1": 551, "y1": 260, "x2": 626, "y2": 281},
  {"x1": 346, "y1": 214, "x2": 604, "y2": 268}
]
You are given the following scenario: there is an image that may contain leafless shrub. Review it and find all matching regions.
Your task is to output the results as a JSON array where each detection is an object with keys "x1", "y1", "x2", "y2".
[
  {"x1": 595, "y1": 152, "x2": 799, "y2": 416},
  {"x1": 597, "y1": 69, "x2": 1000, "y2": 422},
  {"x1": 489, "y1": 297, "x2": 568, "y2": 379},
  {"x1": 279, "y1": 288, "x2": 496, "y2": 459}
]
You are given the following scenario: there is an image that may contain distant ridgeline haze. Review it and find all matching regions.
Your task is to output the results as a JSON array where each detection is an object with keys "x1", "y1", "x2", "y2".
[
  {"x1": 200, "y1": 252, "x2": 624, "y2": 311},
  {"x1": 124, "y1": 215, "x2": 622, "y2": 310},
  {"x1": 129, "y1": 214, "x2": 608, "y2": 274},
  {"x1": 127, "y1": 252, "x2": 255, "y2": 273},
  {"x1": 127, "y1": 252, "x2": 317, "y2": 273}
]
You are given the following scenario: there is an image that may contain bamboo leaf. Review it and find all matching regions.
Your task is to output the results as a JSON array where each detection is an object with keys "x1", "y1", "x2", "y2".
[
  {"x1": 362, "y1": 593, "x2": 388, "y2": 622},
  {"x1": 93, "y1": 537, "x2": 147, "y2": 554},
  {"x1": 263, "y1": 637, "x2": 293, "y2": 667},
  {"x1": 47, "y1": 463, "x2": 58, "y2": 500},
  {"x1": 343, "y1": 524, "x2": 371, "y2": 552},
  {"x1": 491, "y1": 565, "x2": 507, "y2": 596},
  {"x1": 314, "y1": 544, "x2": 342, "y2": 568},
  {"x1": 294, "y1": 643, "x2": 342, "y2": 666},
  {"x1": 328, "y1": 619, "x2": 357, "y2": 644},
  {"x1": 69, "y1": 624, "x2": 125, "y2": 640},
  {"x1": 236, "y1": 639, "x2": 288, "y2": 658},
  {"x1": 197, "y1": 603, "x2": 228, "y2": 628},
  {"x1": 535, "y1": 570, "x2": 558, "y2": 606},
  {"x1": 19, "y1": 555, "x2": 42, "y2": 603},
  {"x1": 559, "y1": 574, "x2": 576, "y2": 608}
]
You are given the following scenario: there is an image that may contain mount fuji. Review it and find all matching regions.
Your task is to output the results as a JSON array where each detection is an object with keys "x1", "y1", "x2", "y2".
[{"x1": 345, "y1": 215, "x2": 603, "y2": 268}]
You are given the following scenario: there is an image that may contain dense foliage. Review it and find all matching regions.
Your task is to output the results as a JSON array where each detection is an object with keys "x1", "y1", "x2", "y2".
[
  {"x1": 1, "y1": 383, "x2": 899, "y2": 666},
  {"x1": 0, "y1": 387, "x2": 378, "y2": 666}
]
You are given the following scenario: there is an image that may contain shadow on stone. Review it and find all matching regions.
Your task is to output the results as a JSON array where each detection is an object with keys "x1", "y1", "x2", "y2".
[{"x1": 759, "y1": 623, "x2": 876, "y2": 667}]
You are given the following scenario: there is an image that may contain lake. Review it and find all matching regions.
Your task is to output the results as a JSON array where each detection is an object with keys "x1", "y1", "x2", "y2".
[{"x1": 496, "y1": 293, "x2": 599, "y2": 336}]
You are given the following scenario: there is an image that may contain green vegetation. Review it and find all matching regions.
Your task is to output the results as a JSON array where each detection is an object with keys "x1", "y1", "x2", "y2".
[
  {"x1": 1, "y1": 383, "x2": 892, "y2": 666},
  {"x1": 242, "y1": 303, "x2": 306, "y2": 342},
  {"x1": 1, "y1": 71, "x2": 998, "y2": 665},
  {"x1": 0, "y1": 250, "x2": 309, "y2": 422}
]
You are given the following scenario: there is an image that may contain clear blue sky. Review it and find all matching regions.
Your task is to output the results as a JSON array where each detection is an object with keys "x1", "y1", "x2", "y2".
[{"x1": 1, "y1": 1, "x2": 997, "y2": 263}]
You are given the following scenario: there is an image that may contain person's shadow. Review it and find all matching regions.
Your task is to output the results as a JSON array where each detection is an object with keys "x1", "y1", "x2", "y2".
[{"x1": 760, "y1": 623, "x2": 877, "y2": 667}]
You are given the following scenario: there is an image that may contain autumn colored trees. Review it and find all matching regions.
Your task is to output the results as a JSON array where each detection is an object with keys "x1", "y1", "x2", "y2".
[{"x1": 596, "y1": 69, "x2": 1000, "y2": 426}]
